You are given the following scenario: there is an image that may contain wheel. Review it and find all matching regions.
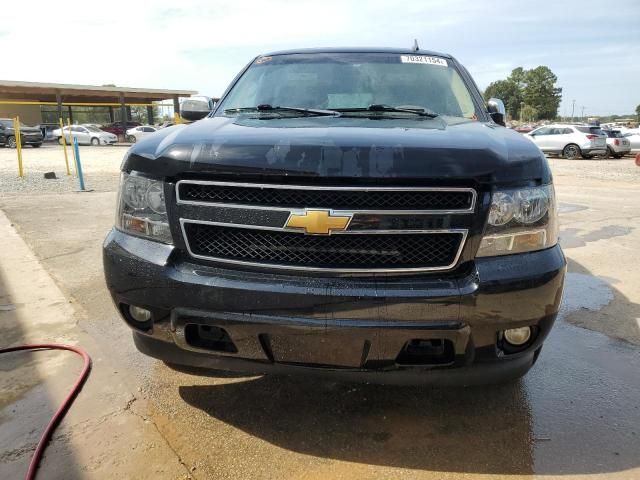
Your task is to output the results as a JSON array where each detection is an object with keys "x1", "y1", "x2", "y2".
[
  {"x1": 127, "y1": 135, "x2": 136, "y2": 143},
  {"x1": 562, "y1": 144, "x2": 580, "y2": 159},
  {"x1": 31, "y1": 143, "x2": 42, "y2": 148},
  {"x1": 601, "y1": 147, "x2": 613, "y2": 159},
  {"x1": 91, "y1": 137, "x2": 100, "y2": 146},
  {"x1": 6, "y1": 136, "x2": 16, "y2": 148},
  {"x1": 57, "y1": 137, "x2": 64, "y2": 145},
  {"x1": 613, "y1": 154, "x2": 623, "y2": 159}
]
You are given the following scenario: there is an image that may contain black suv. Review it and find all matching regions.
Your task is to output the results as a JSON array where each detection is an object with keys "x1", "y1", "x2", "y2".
[
  {"x1": 103, "y1": 48, "x2": 566, "y2": 385},
  {"x1": 0, "y1": 118, "x2": 43, "y2": 148}
]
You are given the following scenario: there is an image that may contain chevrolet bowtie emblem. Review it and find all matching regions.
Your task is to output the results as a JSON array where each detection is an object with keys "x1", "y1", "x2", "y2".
[{"x1": 286, "y1": 210, "x2": 352, "y2": 235}]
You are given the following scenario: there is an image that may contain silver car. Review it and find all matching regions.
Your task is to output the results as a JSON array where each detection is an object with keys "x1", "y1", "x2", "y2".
[
  {"x1": 602, "y1": 130, "x2": 631, "y2": 158},
  {"x1": 526, "y1": 124, "x2": 607, "y2": 159},
  {"x1": 53, "y1": 125, "x2": 118, "y2": 145}
]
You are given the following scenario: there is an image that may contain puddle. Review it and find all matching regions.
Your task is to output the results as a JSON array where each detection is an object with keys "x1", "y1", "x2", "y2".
[
  {"x1": 560, "y1": 272, "x2": 614, "y2": 315},
  {"x1": 558, "y1": 202, "x2": 589, "y2": 214},
  {"x1": 560, "y1": 225, "x2": 633, "y2": 249}
]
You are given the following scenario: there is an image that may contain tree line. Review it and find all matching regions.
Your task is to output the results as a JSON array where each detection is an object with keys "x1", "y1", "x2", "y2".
[{"x1": 483, "y1": 66, "x2": 562, "y2": 122}]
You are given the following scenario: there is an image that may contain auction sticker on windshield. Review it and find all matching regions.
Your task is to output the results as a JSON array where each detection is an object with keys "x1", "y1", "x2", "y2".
[{"x1": 400, "y1": 55, "x2": 448, "y2": 67}]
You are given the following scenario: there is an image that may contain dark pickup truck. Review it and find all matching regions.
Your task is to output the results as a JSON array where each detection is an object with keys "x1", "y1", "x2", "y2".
[
  {"x1": 0, "y1": 118, "x2": 43, "y2": 148},
  {"x1": 103, "y1": 48, "x2": 566, "y2": 385}
]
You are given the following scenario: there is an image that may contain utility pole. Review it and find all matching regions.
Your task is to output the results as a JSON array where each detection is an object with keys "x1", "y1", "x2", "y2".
[
  {"x1": 581, "y1": 106, "x2": 585, "y2": 121},
  {"x1": 571, "y1": 99, "x2": 575, "y2": 122}
]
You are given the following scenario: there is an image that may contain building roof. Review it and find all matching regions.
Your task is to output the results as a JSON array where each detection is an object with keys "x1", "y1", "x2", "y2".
[{"x1": 0, "y1": 80, "x2": 197, "y2": 104}]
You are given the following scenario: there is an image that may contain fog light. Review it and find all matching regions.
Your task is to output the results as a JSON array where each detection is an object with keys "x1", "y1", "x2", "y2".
[
  {"x1": 129, "y1": 305, "x2": 152, "y2": 323},
  {"x1": 504, "y1": 327, "x2": 532, "y2": 346}
]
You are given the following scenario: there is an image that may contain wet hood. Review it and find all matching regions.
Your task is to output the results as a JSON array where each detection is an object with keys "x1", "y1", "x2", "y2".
[{"x1": 123, "y1": 115, "x2": 551, "y2": 186}]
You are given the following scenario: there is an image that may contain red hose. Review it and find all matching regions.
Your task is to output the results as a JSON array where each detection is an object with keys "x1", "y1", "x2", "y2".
[{"x1": 0, "y1": 344, "x2": 91, "y2": 480}]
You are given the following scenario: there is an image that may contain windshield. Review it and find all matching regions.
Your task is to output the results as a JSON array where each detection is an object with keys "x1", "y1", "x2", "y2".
[
  {"x1": 217, "y1": 53, "x2": 478, "y2": 119},
  {"x1": 85, "y1": 126, "x2": 102, "y2": 132}
]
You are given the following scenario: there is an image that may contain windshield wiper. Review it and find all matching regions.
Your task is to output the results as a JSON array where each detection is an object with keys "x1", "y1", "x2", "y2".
[
  {"x1": 334, "y1": 104, "x2": 439, "y2": 118},
  {"x1": 224, "y1": 104, "x2": 341, "y2": 117}
]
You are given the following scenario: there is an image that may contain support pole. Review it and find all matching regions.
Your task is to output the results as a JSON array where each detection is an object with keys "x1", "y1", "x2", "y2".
[
  {"x1": 173, "y1": 96, "x2": 181, "y2": 124},
  {"x1": 13, "y1": 116, "x2": 24, "y2": 178},
  {"x1": 73, "y1": 137, "x2": 86, "y2": 191},
  {"x1": 120, "y1": 93, "x2": 127, "y2": 142},
  {"x1": 56, "y1": 92, "x2": 63, "y2": 122},
  {"x1": 67, "y1": 119, "x2": 78, "y2": 177},
  {"x1": 59, "y1": 118, "x2": 71, "y2": 176},
  {"x1": 147, "y1": 105, "x2": 154, "y2": 125}
]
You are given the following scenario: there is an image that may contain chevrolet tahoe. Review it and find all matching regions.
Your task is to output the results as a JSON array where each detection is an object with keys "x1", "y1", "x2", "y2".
[{"x1": 103, "y1": 48, "x2": 566, "y2": 385}]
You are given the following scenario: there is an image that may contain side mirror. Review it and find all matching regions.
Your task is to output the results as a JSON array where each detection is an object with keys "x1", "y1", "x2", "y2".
[
  {"x1": 487, "y1": 98, "x2": 506, "y2": 126},
  {"x1": 181, "y1": 97, "x2": 214, "y2": 122}
]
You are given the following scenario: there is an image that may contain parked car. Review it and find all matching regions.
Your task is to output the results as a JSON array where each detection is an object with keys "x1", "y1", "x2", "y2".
[
  {"x1": 0, "y1": 118, "x2": 43, "y2": 148},
  {"x1": 101, "y1": 121, "x2": 142, "y2": 136},
  {"x1": 526, "y1": 124, "x2": 607, "y2": 159},
  {"x1": 623, "y1": 131, "x2": 640, "y2": 153},
  {"x1": 53, "y1": 125, "x2": 118, "y2": 145},
  {"x1": 39, "y1": 123, "x2": 61, "y2": 142},
  {"x1": 514, "y1": 124, "x2": 534, "y2": 134},
  {"x1": 126, "y1": 125, "x2": 157, "y2": 143},
  {"x1": 104, "y1": 47, "x2": 566, "y2": 386},
  {"x1": 601, "y1": 130, "x2": 630, "y2": 158}
]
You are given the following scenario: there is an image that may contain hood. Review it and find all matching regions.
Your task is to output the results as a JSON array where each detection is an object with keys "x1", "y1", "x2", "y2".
[
  {"x1": 20, "y1": 126, "x2": 41, "y2": 133},
  {"x1": 123, "y1": 115, "x2": 551, "y2": 186}
]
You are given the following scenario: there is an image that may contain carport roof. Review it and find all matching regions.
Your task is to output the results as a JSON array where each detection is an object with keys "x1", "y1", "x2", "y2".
[{"x1": 0, "y1": 80, "x2": 197, "y2": 103}]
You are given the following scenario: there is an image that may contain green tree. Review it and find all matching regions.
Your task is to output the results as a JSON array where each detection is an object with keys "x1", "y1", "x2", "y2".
[
  {"x1": 484, "y1": 79, "x2": 521, "y2": 120},
  {"x1": 484, "y1": 66, "x2": 562, "y2": 121},
  {"x1": 521, "y1": 67, "x2": 562, "y2": 119},
  {"x1": 520, "y1": 104, "x2": 538, "y2": 122},
  {"x1": 636, "y1": 104, "x2": 640, "y2": 121}
]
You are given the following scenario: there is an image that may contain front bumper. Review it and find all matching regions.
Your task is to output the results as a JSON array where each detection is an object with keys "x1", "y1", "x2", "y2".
[
  {"x1": 21, "y1": 135, "x2": 43, "y2": 144},
  {"x1": 582, "y1": 146, "x2": 607, "y2": 155},
  {"x1": 103, "y1": 229, "x2": 566, "y2": 385}
]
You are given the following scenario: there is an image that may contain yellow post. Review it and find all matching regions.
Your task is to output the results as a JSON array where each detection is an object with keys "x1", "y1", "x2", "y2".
[
  {"x1": 59, "y1": 118, "x2": 71, "y2": 176},
  {"x1": 67, "y1": 119, "x2": 78, "y2": 177},
  {"x1": 13, "y1": 116, "x2": 24, "y2": 178},
  {"x1": 174, "y1": 112, "x2": 182, "y2": 125}
]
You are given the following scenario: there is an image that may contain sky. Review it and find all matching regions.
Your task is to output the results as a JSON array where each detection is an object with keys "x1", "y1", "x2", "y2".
[{"x1": 1, "y1": 0, "x2": 638, "y2": 116}]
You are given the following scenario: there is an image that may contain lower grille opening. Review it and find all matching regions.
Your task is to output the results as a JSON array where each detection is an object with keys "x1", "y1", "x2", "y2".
[
  {"x1": 184, "y1": 324, "x2": 238, "y2": 353},
  {"x1": 183, "y1": 222, "x2": 463, "y2": 270},
  {"x1": 396, "y1": 339, "x2": 455, "y2": 366}
]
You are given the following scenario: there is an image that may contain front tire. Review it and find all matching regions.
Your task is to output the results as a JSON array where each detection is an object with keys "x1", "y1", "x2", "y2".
[
  {"x1": 91, "y1": 137, "x2": 100, "y2": 146},
  {"x1": 562, "y1": 144, "x2": 581, "y2": 159},
  {"x1": 127, "y1": 135, "x2": 136, "y2": 143},
  {"x1": 6, "y1": 136, "x2": 16, "y2": 148}
]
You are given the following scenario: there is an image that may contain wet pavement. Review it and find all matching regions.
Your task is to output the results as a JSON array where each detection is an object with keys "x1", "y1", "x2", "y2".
[{"x1": 0, "y1": 152, "x2": 639, "y2": 479}]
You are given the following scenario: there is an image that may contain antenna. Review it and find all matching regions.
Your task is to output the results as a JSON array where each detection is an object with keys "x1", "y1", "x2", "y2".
[{"x1": 412, "y1": 39, "x2": 420, "y2": 52}]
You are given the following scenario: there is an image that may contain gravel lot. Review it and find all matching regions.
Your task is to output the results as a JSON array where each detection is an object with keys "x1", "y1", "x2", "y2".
[{"x1": 0, "y1": 144, "x2": 124, "y2": 196}]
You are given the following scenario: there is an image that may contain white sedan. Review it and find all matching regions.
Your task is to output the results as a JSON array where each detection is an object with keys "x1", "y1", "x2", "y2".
[
  {"x1": 53, "y1": 125, "x2": 118, "y2": 145},
  {"x1": 126, "y1": 125, "x2": 157, "y2": 143}
]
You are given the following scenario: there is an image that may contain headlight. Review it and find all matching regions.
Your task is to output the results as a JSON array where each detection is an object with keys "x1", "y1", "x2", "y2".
[
  {"x1": 477, "y1": 185, "x2": 557, "y2": 257},
  {"x1": 116, "y1": 172, "x2": 172, "y2": 244}
]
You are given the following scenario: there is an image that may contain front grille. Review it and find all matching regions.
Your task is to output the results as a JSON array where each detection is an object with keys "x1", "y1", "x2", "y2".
[
  {"x1": 178, "y1": 182, "x2": 473, "y2": 211},
  {"x1": 183, "y1": 223, "x2": 463, "y2": 271}
]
